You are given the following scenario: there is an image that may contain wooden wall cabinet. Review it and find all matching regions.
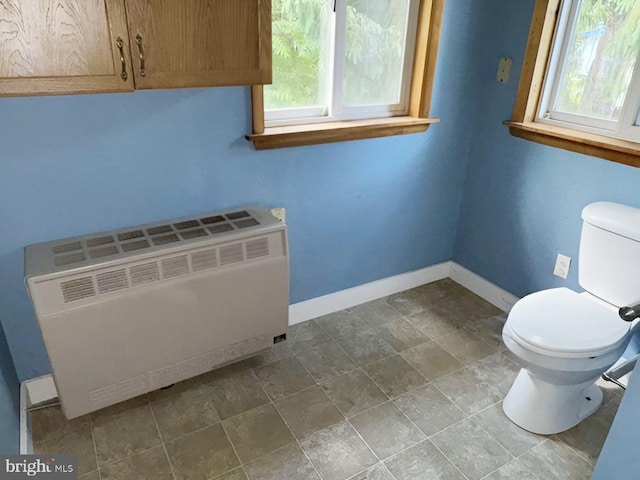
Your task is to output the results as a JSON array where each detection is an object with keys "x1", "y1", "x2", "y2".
[{"x1": 0, "y1": 0, "x2": 271, "y2": 97}]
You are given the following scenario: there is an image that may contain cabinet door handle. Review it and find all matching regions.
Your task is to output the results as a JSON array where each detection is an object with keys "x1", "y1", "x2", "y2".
[
  {"x1": 116, "y1": 37, "x2": 128, "y2": 81},
  {"x1": 135, "y1": 34, "x2": 147, "y2": 77}
]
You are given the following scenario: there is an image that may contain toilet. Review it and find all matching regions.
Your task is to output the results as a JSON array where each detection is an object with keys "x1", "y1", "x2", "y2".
[{"x1": 502, "y1": 201, "x2": 640, "y2": 435}]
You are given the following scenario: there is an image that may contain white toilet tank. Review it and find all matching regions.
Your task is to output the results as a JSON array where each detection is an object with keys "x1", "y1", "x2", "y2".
[{"x1": 580, "y1": 202, "x2": 640, "y2": 307}]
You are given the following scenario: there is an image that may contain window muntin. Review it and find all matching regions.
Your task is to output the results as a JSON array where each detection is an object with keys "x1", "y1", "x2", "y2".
[
  {"x1": 539, "y1": 0, "x2": 640, "y2": 141},
  {"x1": 264, "y1": 0, "x2": 420, "y2": 126}
]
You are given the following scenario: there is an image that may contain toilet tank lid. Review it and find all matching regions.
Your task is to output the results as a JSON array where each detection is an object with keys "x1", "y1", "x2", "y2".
[{"x1": 582, "y1": 202, "x2": 640, "y2": 242}]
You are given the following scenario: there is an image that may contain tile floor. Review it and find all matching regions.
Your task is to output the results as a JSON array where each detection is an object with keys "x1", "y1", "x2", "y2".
[{"x1": 30, "y1": 279, "x2": 622, "y2": 480}]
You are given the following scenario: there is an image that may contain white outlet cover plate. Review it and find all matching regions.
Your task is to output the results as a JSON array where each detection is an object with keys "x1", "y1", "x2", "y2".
[
  {"x1": 497, "y1": 57, "x2": 512, "y2": 83},
  {"x1": 553, "y1": 253, "x2": 571, "y2": 279}
]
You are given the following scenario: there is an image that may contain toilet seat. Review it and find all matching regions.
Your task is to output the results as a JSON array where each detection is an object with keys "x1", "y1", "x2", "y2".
[{"x1": 507, "y1": 288, "x2": 630, "y2": 358}]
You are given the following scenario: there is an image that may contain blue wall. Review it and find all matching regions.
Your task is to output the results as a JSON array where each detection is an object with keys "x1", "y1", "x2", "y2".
[
  {"x1": 453, "y1": 0, "x2": 640, "y2": 305},
  {"x1": 0, "y1": 1, "x2": 481, "y2": 382},
  {"x1": 0, "y1": 319, "x2": 19, "y2": 453}
]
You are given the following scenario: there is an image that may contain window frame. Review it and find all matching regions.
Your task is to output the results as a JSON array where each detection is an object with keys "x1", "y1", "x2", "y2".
[
  {"x1": 507, "y1": 0, "x2": 640, "y2": 168},
  {"x1": 247, "y1": 0, "x2": 444, "y2": 150},
  {"x1": 264, "y1": 0, "x2": 421, "y2": 127}
]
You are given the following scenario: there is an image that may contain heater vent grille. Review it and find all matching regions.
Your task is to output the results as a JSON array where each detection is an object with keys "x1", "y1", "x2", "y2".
[
  {"x1": 161, "y1": 256, "x2": 189, "y2": 279},
  {"x1": 246, "y1": 238, "x2": 270, "y2": 259},
  {"x1": 219, "y1": 244, "x2": 244, "y2": 265},
  {"x1": 61, "y1": 277, "x2": 96, "y2": 302},
  {"x1": 96, "y1": 269, "x2": 129, "y2": 294},
  {"x1": 191, "y1": 248, "x2": 218, "y2": 272},
  {"x1": 59, "y1": 237, "x2": 272, "y2": 303},
  {"x1": 130, "y1": 262, "x2": 160, "y2": 287}
]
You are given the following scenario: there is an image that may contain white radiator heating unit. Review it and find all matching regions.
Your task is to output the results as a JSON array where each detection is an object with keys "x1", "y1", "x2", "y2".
[{"x1": 25, "y1": 206, "x2": 289, "y2": 419}]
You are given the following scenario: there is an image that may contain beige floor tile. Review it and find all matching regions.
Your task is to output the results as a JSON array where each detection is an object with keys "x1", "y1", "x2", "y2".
[
  {"x1": 78, "y1": 472, "x2": 100, "y2": 480},
  {"x1": 275, "y1": 385, "x2": 344, "y2": 438},
  {"x1": 482, "y1": 460, "x2": 540, "y2": 480},
  {"x1": 149, "y1": 379, "x2": 220, "y2": 441},
  {"x1": 554, "y1": 400, "x2": 619, "y2": 465},
  {"x1": 214, "y1": 468, "x2": 248, "y2": 479},
  {"x1": 451, "y1": 296, "x2": 502, "y2": 324},
  {"x1": 472, "y1": 352, "x2": 520, "y2": 397},
  {"x1": 288, "y1": 320, "x2": 332, "y2": 353},
  {"x1": 430, "y1": 418, "x2": 511, "y2": 480},
  {"x1": 394, "y1": 385, "x2": 466, "y2": 436},
  {"x1": 463, "y1": 294, "x2": 504, "y2": 319},
  {"x1": 34, "y1": 426, "x2": 97, "y2": 476},
  {"x1": 30, "y1": 406, "x2": 90, "y2": 443},
  {"x1": 244, "y1": 443, "x2": 320, "y2": 480},
  {"x1": 336, "y1": 329, "x2": 396, "y2": 366},
  {"x1": 406, "y1": 308, "x2": 468, "y2": 340},
  {"x1": 363, "y1": 355, "x2": 427, "y2": 398},
  {"x1": 384, "y1": 440, "x2": 465, "y2": 480},
  {"x1": 200, "y1": 363, "x2": 269, "y2": 419},
  {"x1": 412, "y1": 279, "x2": 467, "y2": 304},
  {"x1": 99, "y1": 446, "x2": 173, "y2": 480},
  {"x1": 223, "y1": 404, "x2": 295, "y2": 463},
  {"x1": 320, "y1": 369, "x2": 388, "y2": 418},
  {"x1": 300, "y1": 421, "x2": 377, "y2": 480},
  {"x1": 373, "y1": 317, "x2": 431, "y2": 352},
  {"x1": 471, "y1": 403, "x2": 543, "y2": 456},
  {"x1": 350, "y1": 402, "x2": 426, "y2": 459},
  {"x1": 243, "y1": 343, "x2": 294, "y2": 369},
  {"x1": 433, "y1": 368, "x2": 502, "y2": 415},
  {"x1": 165, "y1": 423, "x2": 239, "y2": 480},
  {"x1": 352, "y1": 299, "x2": 403, "y2": 327},
  {"x1": 385, "y1": 290, "x2": 425, "y2": 317},
  {"x1": 91, "y1": 400, "x2": 161, "y2": 467},
  {"x1": 253, "y1": 357, "x2": 315, "y2": 400},
  {"x1": 519, "y1": 439, "x2": 592, "y2": 480},
  {"x1": 349, "y1": 463, "x2": 395, "y2": 480},
  {"x1": 401, "y1": 342, "x2": 464, "y2": 381},
  {"x1": 295, "y1": 340, "x2": 358, "y2": 382},
  {"x1": 466, "y1": 315, "x2": 507, "y2": 349},
  {"x1": 315, "y1": 310, "x2": 368, "y2": 338},
  {"x1": 436, "y1": 329, "x2": 498, "y2": 365}
]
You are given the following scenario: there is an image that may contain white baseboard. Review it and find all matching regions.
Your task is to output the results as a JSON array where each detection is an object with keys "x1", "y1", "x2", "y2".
[
  {"x1": 449, "y1": 262, "x2": 519, "y2": 312},
  {"x1": 18, "y1": 260, "x2": 518, "y2": 449},
  {"x1": 19, "y1": 382, "x2": 29, "y2": 454},
  {"x1": 288, "y1": 261, "x2": 452, "y2": 325}
]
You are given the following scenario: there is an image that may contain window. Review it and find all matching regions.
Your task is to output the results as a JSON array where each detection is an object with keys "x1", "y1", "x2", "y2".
[
  {"x1": 247, "y1": 0, "x2": 444, "y2": 150},
  {"x1": 265, "y1": 0, "x2": 420, "y2": 125},
  {"x1": 508, "y1": 0, "x2": 640, "y2": 167}
]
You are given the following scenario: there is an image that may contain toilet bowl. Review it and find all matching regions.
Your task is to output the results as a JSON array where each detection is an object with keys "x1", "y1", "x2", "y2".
[
  {"x1": 502, "y1": 288, "x2": 630, "y2": 434},
  {"x1": 501, "y1": 201, "x2": 640, "y2": 435}
]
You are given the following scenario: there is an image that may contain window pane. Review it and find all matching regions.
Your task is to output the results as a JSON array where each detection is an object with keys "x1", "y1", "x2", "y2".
[
  {"x1": 265, "y1": 0, "x2": 329, "y2": 111},
  {"x1": 554, "y1": 0, "x2": 640, "y2": 120},
  {"x1": 343, "y1": 0, "x2": 411, "y2": 107}
]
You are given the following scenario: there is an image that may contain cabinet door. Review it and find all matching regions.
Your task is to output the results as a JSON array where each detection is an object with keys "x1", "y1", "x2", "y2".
[
  {"x1": 0, "y1": 0, "x2": 134, "y2": 96},
  {"x1": 125, "y1": 0, "x2": 272, "y2": 89}
]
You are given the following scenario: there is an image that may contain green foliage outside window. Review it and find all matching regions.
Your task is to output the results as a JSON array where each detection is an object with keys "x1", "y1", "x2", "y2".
[
  {"x1": 558, "y1": 0, "x2": 640, "y2": 119},
  {"x1": 265, "y1": 0, "x2": 410, "y2": 111}
]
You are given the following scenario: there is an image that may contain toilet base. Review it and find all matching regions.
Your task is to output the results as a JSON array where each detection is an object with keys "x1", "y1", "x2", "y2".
[{"x1": 503, "y1": 369, "x2": 603, "y2": 435}]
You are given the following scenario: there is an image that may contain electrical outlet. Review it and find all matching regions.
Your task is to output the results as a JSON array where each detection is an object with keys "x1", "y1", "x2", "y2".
[
  {"x1": 553, "y1": 253, "x2": 571, "y2": 279},
  {"x1": 270, "y1": 207, "x2": 286, "y2": 223}
]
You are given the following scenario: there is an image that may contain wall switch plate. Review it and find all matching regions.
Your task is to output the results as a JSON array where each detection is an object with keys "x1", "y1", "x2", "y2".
[
  {"x1": 497, "y1": 57, "x2": 512, "y2": 83},
  {"x1": 553, "y1": 253, "x2": 571, "y2": 279},
  {"x1": 270, "y1": 207, "x2": 286, "y2": 223}
]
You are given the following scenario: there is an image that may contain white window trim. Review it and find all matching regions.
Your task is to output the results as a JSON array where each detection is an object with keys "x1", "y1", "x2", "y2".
[{"x1": 264, "y1": 0, "x2": 421, "y2": 127}]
